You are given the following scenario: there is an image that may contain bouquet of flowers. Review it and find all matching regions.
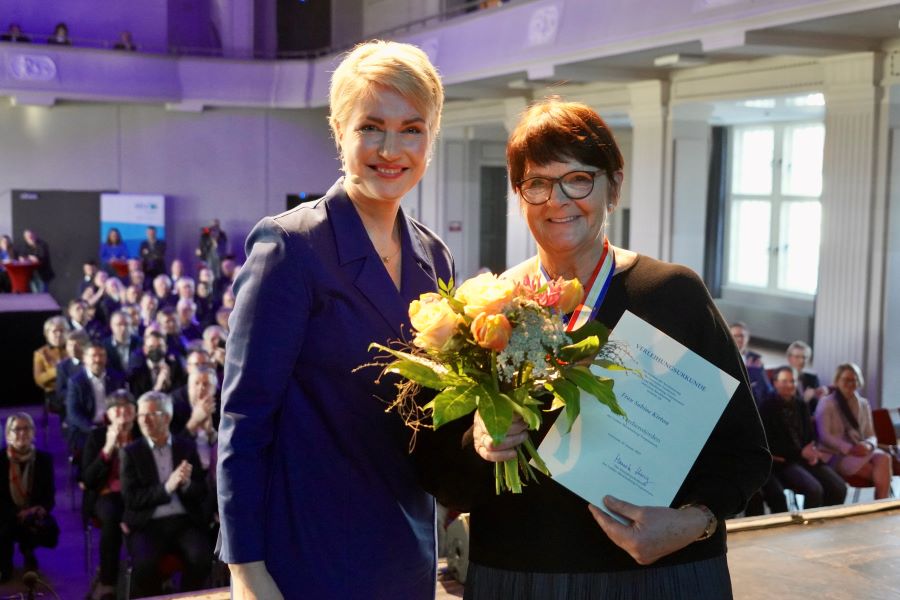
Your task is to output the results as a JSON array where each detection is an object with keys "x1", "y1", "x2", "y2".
[{"x1": 368, "y1": 272, "x2": 628, "y2": 494}]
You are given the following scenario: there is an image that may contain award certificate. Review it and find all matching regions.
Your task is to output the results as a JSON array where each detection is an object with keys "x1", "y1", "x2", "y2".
[{"x1": 538, "y1": 310, "x2": 739, "y2": 510}]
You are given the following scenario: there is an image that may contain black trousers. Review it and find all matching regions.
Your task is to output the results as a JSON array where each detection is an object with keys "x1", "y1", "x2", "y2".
[
  {"x1": 94, "y1": 493, "x2": 125, "y2": 585},
  {"x1": 127, "y1": 514, "x2": 211, "y2": 598}
]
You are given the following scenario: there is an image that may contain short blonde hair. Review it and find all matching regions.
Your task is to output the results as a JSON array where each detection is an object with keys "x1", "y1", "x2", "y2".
[{"x1": 328, "y1": 40, "x2": 444, "y2": 155}]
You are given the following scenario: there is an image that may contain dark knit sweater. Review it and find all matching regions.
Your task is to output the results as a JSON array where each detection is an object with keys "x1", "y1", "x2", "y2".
[{"x1": 417, "y1": 255, "x2": 771, "y2": 573}]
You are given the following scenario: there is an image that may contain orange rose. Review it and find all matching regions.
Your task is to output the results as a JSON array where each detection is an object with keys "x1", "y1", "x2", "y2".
[
  {"x1": 557, "y1": 278, "x2": 584, "y2": 314},
  {"x1": 409, "y1": 293, "x2": 463, "y2": 352},
  {"x1": 470, "y1": 313, "x2": 512, "y2": 352},
  {"x1": 454, "y1": 272, "x2": 516, "y2": 319}
]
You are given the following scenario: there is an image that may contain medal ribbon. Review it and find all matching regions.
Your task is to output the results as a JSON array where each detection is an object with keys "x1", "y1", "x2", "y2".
[{"x1": 538, "y1": 237, "x2": 615, "y2": 332}]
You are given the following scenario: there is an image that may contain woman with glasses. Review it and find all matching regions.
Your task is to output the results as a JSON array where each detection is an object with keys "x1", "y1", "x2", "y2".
[
  {"x1": 0, "y1": 413, "x2": 57, "y2": 582},
  {"x1": 815, "y1": 362, "x2": 892, "y2": 499},
  {"x1": 430, "y1": 98, "x2": 770, "y2": 599}
]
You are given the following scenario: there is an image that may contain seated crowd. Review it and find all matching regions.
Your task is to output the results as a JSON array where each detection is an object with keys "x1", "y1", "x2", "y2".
[
  {"x1": 1, "y1": 21, "x2": 136, "y2": 51},
  {"x1": 8, "y1": 224, "x2": 237, "y2": 597},
  {"x1": 730, "y1": 322, "x2": 895, "y2": 515}
]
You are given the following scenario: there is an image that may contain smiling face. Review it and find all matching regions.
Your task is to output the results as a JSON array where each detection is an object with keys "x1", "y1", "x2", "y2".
[
  {"x1": 835, "y1": 367, "x2": 860, "y2": 398},
  {"x1": 6, "y1": 417, "x2": 34, "y2": 453},
  {"x1": 521, "y1": 158, "x2": 621, "y2": 261},
  {"x1": 337, "y1": 86, "x2": 431, "y2": 207}
]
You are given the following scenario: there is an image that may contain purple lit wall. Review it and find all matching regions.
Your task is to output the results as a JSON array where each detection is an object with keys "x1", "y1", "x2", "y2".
[
  {"x1": 0, "y1": 102, "x2": 340, "y2": 271},
  {"x1": 0, "y1": 0, "x2": 168, "y2": 49}
]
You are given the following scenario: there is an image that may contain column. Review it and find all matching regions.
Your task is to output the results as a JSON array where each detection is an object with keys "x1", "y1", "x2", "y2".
[
  {"x1": 814, "y1": 52, "x2": 883, "y2": 403},
  {"x1": 627, "y1": 81, "x2": 668, "y2": 259},
  {"x1": 668, "y1": 103, "x2": 713, "y2": 275},
  {"x1": 879, "y1": 78, "x2": 900, "y2": 407}
]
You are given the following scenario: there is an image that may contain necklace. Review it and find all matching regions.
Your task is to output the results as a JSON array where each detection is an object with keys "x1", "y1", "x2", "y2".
[{"x1": 381, "y1": 245, "x2": 401, "y2": 264}]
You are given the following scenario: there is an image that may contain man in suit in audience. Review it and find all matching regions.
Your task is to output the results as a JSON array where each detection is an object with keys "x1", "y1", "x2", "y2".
[
  {"x1": 103, "y1": 311, "x2": 142, "y2": 376},
  {"x1": 730, "y1": 321, "x2": 773, "y2": 405},
  {"x1": 65, "y1": 344, "x2": 127, "y2": 451},
  {"x1": 54, "y1": 330, "x2": 90, "y2": 421},
  {"x1": 128, "y1": 330, "x2": 185, "y2": 397},
  {"x1": 121, "y1": 391, "x2": 211, "y2": 597},
  {"x1": 139, "y1": 226, "x2": 166, "y2": 279}
]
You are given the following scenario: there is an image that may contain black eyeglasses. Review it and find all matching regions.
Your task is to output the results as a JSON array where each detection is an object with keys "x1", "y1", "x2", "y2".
[{"x1": 517, "y1": 170, "x2": 601, "y2": 205}]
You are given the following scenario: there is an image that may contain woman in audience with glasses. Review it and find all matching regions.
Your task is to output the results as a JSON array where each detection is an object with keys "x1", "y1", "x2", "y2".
[
  {"x1": 218, "y1": 40, "x2": 451, "y2": 599},
  {"x1": 0, "y1": 414, "x2": 57, "y2": 582},
  {"x1": 816, "y1": 362, "x2": 892, "y2": 499},
  {"x1": 424, "y1": 98, "x2": 770, "y2": 600}
]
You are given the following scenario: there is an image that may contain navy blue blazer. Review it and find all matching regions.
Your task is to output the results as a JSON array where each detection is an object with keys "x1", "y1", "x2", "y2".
[
  {"x1": 65, "y1": 368, "x2": 127, "y2": 437},
  {"x1": 217, "y1": 180, "x2": 453, "y2": 599}
]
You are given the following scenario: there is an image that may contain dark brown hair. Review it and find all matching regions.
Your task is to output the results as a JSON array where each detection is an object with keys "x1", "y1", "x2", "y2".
[{"x1": 507, "y1": 97, "x2": 624, "y2": 197}]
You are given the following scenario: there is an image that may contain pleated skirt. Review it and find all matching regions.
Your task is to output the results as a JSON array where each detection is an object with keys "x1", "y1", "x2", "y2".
[{"x1": 464, "y1": 555, "x2": 733, "y2": 600}]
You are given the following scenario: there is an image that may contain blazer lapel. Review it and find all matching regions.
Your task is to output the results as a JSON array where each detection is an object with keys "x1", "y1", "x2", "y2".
[
  {"x1": 400, "y1": 213, "x2": 441, "y2": 307},
  {"x1": 328, "y1": 185, "x2": 408, "y2": 337}
]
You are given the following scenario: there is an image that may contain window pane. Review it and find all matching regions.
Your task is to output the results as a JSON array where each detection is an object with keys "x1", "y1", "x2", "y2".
[
  {"x1": 731, "y1": 127, "x2": 773, "y2": 195},
  {"x1": 778, "y1": 201, "x2": 821, "y2": 295},
  {"x1": 727, "y1": 199, "x2": 771, "y2": 288},
  {"x1": 782, "y1": 124, "x2": 824, "y2": 196}
]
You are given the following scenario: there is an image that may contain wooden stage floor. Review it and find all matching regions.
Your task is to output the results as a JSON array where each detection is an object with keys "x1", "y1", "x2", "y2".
[{"x1": 149, "y1": 501, "x2": 900, "y2": 599}]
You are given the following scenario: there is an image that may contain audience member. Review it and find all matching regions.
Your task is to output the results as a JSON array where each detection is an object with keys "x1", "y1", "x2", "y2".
[
  {"x1": 213, "y1": 257, "x2": 236, "y2": 301},
  {"x1": 175, "y1": 276, "x2": 196, "y2": 303},
  {"x1": 214, "y1": 306, "x2": 231, "y2": 334},
  {"x1": 0, "y1": 23, "x2": 31, "y2": 43},
  {"x1": 125, "y1": 284, "x2": 142, "y2": 306},
  {"x1": 157, "y1": 306, "x2": 188, "y2": 359},
  {"x1": 128, "y1": 266, "x2": 147, "y2": 292},
  {"x1": 0, "y1": 235, "x2": 17, "y2": 293},
  {"x1": 730, "y1": 321, "x2": 773, "y2": 404},
  {"x1": 171, "y1": 366, "x2": 219, "y2": 452},
  {"x1": 103, "y1": 311, "x2": 142, "y2": 376},
  {"x1": 32, "y1": 316, "x2": 69, "y2": 414},
  {"x1": 0, "y1": 414, "x2": 57, "y2": 583},
  {"x1": 100, "y1": 228, "x2": 128, "y2": 272},
  {"x1": 194, "y1": 280, "x2": 216, "y2": 327},
  {"x1": 782, "y1": 340, "x2": 829, "y2": 413},
  {"x1": 152, "y1": 274, "x2": 176, "y2": 310},
  {"x1": 196, "y1": 219, "x2": 228, "y2": 279},
  {"x1": 758, "y1": 367, "x2": 846, "y2": 511},
  {"x1": 66, "y1": 299, "x2": 89, "y2": 333},
  {"x1": 139, "y1": 226, "x2": 166, "y2": 278},
  {"x1": 64, "y1": 344, "x2": 126, "y2": 452},
  {"x1": 47, "y1": 22, "x2": 70, "y2": 46},
  {"x1": 170, "y1": 259, "x2": 186, "y2": 283},
  {"x1": 81, "y1": 390, "x2": 139, "y2": 600},
  {"x1": 128, "y1": 331, "x2": 185, "y2": 396},
  {"x1": 201, "y1": 326, "x2": 226, "y2": 389},
  {"x1": 55, "y1": 330, "x2": 90, "y2": 419},
  {"x1": 20, "y1": 229, "x2": 54, "y2": 293},
  {"x1": 816, "y1": 363, "x2": 893, "y2": 499},
  {"x1": 176, "y1": 299, "x2": 203, "y2": 342},
  {"x1": 120, "y1": 392, "x2": 212, "y2": 597},
  {"x1": 97, "y1": 277, "x2": 124, "y2": 325},
  {"x1": 113, "y1": 30, "x2": 135, "y2": 51},
  {"x1": 139, "y1": 293, "x2": 159, "y2": 335},
  {"x1": 78, "y1": 260, "x2": 100, "y2": 295}
]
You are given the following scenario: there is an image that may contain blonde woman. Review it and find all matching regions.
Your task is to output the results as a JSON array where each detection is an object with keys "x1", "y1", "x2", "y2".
[
  {"x1": 218, "y1": 40, "x2": 450, "y2": 598},
  {"x1": 815, "y1": 362, "x2": 892, "y2": 499},
  {"x1": 33, "y1": 316, "x2": 69, "y2": 404}
]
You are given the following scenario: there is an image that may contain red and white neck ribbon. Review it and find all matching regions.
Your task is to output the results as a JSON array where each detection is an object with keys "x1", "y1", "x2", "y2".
[{"x1": 538, "y1": 238, "x2": 616, "y2": 332}]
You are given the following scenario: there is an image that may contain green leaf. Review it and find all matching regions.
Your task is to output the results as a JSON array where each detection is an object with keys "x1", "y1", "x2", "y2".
[
  {"x1": 545, "y1": 379, "x2": 581, "y2": 432},
  {"x1": 566, "y1": 321, "x2": 610, "y2": 346},
  {"x1": 475, "y1": 385, "x2": 513, "y2": 444},
  {"x1": 430, "y1": 384, "x2": 479, "y2": 429},
  {"x1": 502, "y1": 392, "x2": 541, "y2": 430},
  {"x1": 558, "y1": 335, "x2": 600, "y2": 364},
  {"x1": 368, "y1": 343, "x2": 466, "y2": 390},
  {"x1": 592, "y1": 358, "x2": 632, "y2": 372},
  {"x1": 564, "y1": 365, "x2": 626, "y2": 417}
]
